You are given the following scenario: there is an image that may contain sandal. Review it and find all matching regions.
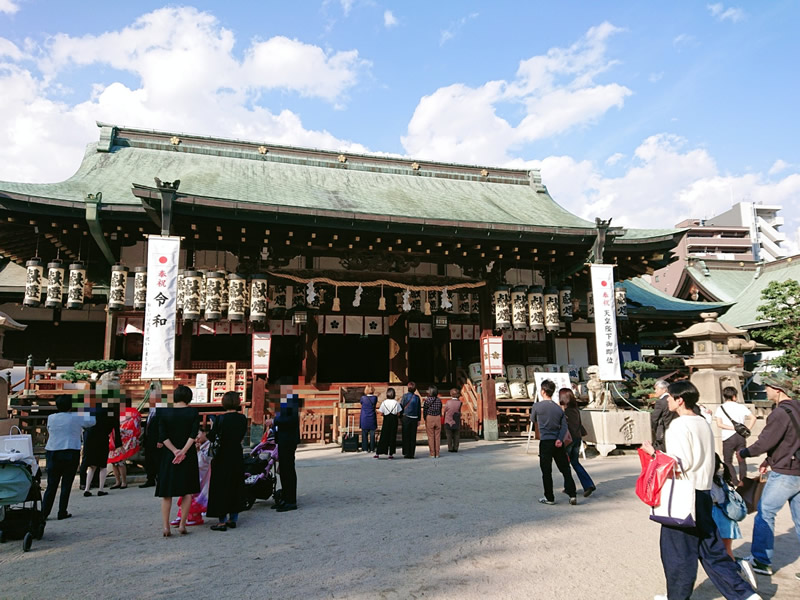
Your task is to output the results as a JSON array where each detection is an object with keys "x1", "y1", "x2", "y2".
[{"x1": 210, "y1": 524, "x2": 227, "y2": 532}]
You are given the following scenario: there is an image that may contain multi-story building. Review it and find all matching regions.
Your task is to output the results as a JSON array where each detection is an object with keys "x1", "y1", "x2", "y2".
[{"x1": 652, "y1": 202, "x2": 785, "y2": 296}]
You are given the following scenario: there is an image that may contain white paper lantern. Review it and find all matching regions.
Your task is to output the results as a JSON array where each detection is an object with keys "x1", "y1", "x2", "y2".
[
  {"x1": 493, "y1": 285, "x2": 511, "y2": 329},
  {"x1": 511, "y1": 285, "x2": 528, "y2": 330},
  {"x1": 615, "y1": 283, "x2": 628, "y2": 320},
  {"x1": 250, "y1": 275, "x2": 269, "y2": 322},
  {"x1": 470, "y1": 293, "x2": 479, "y2": 315},
  {"x1": 220, "y1": 272, "x2": 229, "y2": 316},
  {"x1": 269, "y1": 283, "x2": 286, "y2": 310},
  {"x1": 108, "y1": 265, "x2": 128, "y2": 311},
  {"x1": 197, "y1": 270, "x2": 207, "y2": 311},
  {"x1": 45, "y1": 260, "x2": 65, "y2": 309},
  {"x1": 182, "y1": 270, "x2": 203, "y2": 320},
  {"x1": 227, "y1": 274, "x2": 247, "y2": 321},
  {"x1": 176, "y1": 271, "x2": 185, "y2": 311},
  {"x1": 23, "y1": 258, "x2": 44, "y2": 307},
  {"x1": 527, "y1": 285, "x2": 544, "y2": 331},
  {"x1": 559, "y1": 286, "x2": 573, "y2": 322},
  {"x1": 543, "y1": 286, "x2": 560, "y2": 332},
  {"x1": 133, "y1": 266, "x2": 147, "y2": 311},
  {"x1": 204, "y1": 271, "x2": 225, "y2": 321},
  {"x1": 66, "y1": 262, "x2": 86, "y2": 310}
]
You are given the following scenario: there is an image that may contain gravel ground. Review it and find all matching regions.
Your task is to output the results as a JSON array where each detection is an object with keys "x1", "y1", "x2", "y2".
[{"x1": 0, "y1": 439, "x2": 798, "y2": 600}]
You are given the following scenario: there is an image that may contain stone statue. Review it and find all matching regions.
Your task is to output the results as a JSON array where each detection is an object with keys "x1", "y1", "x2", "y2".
[{"x1": 586, "y1": 365, "x2": 616, "y2": 410}]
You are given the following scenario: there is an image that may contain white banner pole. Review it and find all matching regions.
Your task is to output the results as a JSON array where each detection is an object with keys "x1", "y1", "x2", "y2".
[{"x1": 141, "y1": 236, "x2": 180, "y2": 380}]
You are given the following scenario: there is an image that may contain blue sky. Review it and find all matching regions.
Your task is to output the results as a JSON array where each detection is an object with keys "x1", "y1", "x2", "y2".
[{"x1": 1, "y1": 1, "x2": 798, "y2": 248}]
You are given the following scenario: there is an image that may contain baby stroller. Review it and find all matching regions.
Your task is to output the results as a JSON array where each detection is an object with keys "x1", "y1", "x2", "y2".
[
  {"x1": 242, "y1": 437, "x2": 279, "y2": 511},
  {"x1": 0, "y1": 459, "x2": 44, "y2": 552}
]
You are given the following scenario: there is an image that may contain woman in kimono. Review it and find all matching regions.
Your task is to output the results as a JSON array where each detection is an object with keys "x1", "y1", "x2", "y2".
[{"x1": 108, "y1": 400, "x2": 142, "y2": 489}]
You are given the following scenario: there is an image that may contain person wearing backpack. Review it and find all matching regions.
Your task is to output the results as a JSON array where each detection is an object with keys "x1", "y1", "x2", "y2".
[
  {"x1": 711, "y1": 454, "x2": 757, "y2": 590},
  {"x1": 738, "y1": 371, "x2": 800, "y2": 578}
]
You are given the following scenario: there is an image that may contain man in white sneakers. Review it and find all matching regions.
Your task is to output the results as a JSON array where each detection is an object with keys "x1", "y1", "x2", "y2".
[{"x1": 643, "y1": 380, "x2": 759, "y2": 600}]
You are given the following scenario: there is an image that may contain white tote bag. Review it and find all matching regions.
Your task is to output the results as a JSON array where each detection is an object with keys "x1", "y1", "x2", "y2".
[
  {"x1": 650, "y1": 458, "x2": 696, "y2": 528},
  {"x1": 0, "y1": 426, "x2": 34, "y2": 462}
]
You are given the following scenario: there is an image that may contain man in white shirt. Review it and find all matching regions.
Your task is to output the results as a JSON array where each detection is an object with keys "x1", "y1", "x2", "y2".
[
  {"x1": 715, "y1": 386, "x2": 756, "y2": 487},
  {"x1": 642, "y1": 381, "x2": 758, "y2": 600}
]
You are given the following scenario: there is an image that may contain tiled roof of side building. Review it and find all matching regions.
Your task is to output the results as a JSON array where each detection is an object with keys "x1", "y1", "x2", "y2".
[
  {"x1": 684, "y1": 264, "x2": 757, "y2": 303},
  {"x1": 623, "y1": 277, "x2": 732, "y2": 316},
  {"x1": 0, "y1": 123, "x2": 680, "y2": 243},
  {"x1": 718, "y1": 256, "x2": 800, "y2": 328}
]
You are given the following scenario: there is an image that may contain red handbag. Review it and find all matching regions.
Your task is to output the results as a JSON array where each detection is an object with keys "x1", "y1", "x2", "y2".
[{"x1": 636, "y1": 448, "x2": 677, "y2": 507}]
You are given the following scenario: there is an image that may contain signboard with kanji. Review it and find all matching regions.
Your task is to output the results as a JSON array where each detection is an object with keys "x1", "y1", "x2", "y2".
[
  {"x1": 590, "y1": 264, "x2": 623, "y2": 381},
  {"x1": 141, "y1": 236, "x2": 180, "y2": 379}
]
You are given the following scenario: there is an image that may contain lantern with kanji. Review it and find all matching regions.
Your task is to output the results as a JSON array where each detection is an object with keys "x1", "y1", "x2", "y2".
[
  {"x1": 615, "y1": 282, "x2": 628, "y2": 320},
  {"x1": 108, "y1": 265, "x2": 128, "y2": 311},
  {"x1": 204, "y1": 271, "x2": 225, "y2": 321},
  {"x1": 133, "y1": 266, "x2": 147, "y2": 311},
  {"x1": 45, "y1": 260, "x2": 65, "y2": 309},
  {"x1": 23, "y1": 258, "x2": 44, "y2": 307},
  {"x1": 227, "y1": 274, "x2": 247, "y2": 321},
  {"x1": 176, "y1": 270, "x2": 185, "y2": 311},
  {"x1": 543, "y1": 286, "x2": 560, "y2": 332},
  {"x1": 250, "y1": 274, "x2": 268, "y2": 322},
  {"x1": 527, "y1": 285, "x2": 544, "y2": 331},
  {"x1": 559, "y1": 286, "x2": 573, "y2": 322},
  {"x1": 511, "y1": 285, "x2": 528, "y2": 329},
  {"x1": 182, "y1": 270, "x2": 203, "y2": 320},
  {"x1": 493, "y1": 285, "x2": 511, "y2": 329},
  {"x1": 66, "y1": 262, "x2": 86, "y2": 310}
]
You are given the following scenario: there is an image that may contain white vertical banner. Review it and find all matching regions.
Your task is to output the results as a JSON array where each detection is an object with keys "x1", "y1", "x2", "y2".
[
  {"x1": 590, "y1": 264, "x2": 623, "y2": 381},
  {"x1": 252, "y1": 332, "x2": 272, "y2": 376},
  {"x1": 141, "y1": 236, "x2": 180, "y2": 379}
]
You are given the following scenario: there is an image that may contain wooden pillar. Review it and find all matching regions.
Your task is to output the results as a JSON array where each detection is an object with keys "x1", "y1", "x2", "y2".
[
  {"x1": 103, "y1": 310, "x2": 117, "y2": 360},
  {"x1": 432, "y1": 326, "x2": 450, "y2": 384},
  {"x1": 300, "y1": 314, "x2": 318, "y2": 385},
  {"x1": 388, "y1": 314, "x2": 408, "y2": 384},
  {"x1": 478, "y1": 285, "x2": 499, "y2": 440},
  {"x1": 250, "y1": 374, "x2": 267, "y2": 443},
  {"x1": 179, "y1": 320, "x2": 193, "y2": 369}
]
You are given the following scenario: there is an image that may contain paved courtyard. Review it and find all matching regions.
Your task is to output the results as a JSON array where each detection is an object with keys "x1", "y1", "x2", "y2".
[{"x1": 1, "y1": 440, "x2": 798, "y2": 599}]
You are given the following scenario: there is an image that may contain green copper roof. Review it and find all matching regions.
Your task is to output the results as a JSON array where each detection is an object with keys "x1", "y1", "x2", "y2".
[
  {"x1": 685, "y1": 264, "x2": 757, "y2": 303},
  {"x1": 0, "y1": 123, "x2": 681, "y2": 243},
  {"x1": 719, "y1": 258, "x2": 800, "y2": 328},
  {"x1": 624, "y1": 277, "x2": 731, "y2": 316}
]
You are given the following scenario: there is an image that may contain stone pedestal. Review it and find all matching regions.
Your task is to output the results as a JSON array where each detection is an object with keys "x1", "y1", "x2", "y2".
[
  {"x1": 582, "y1": 409, "x2": 652, "y2": 456},
  {"x1": 483, "y1": 418, "x2": 499, "y2": 441}
]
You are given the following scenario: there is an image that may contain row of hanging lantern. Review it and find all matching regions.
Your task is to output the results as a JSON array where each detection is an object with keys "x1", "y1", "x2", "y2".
[
  {"x1": 493, "y1": 283, "x2": 627, "y2": 331},
  {"x1": 23, "y1": 258, "x2": 87, "y2": 310}
]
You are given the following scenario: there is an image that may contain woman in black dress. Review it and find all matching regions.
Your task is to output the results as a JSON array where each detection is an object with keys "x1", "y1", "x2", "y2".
[
  {"x1": 207, "y1": 391, "x2": 247, "y2": 531},
  {"x1": 156, "y1": 385, "x2": 200, "y2": 536},
  {"x1": 82, "y1": 397, "x2": 121, "y2": 497}
]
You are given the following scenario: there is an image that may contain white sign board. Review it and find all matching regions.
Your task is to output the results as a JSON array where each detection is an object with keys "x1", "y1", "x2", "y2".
[
  {"x1": 194, "y1": 373, "x2": 208, "y2": 403},
  {"x1": 141, "y1": 236, "x2": 180, "y2": 379},
  {"x1": 532, "y1": 372, "x2": 572, "y2": 403},
  {"x1": 590, "y1": 264, "x2": 623, "y2": 381},
  {"x1": 252, "y1": 332, "x2": 272, "y2": 376}
]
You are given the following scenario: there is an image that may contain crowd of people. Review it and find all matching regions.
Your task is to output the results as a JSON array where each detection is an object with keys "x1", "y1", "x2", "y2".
[
  {"x1": 35, "y1": 369, "x2": 800, "y2": 597},
  {"x1": 41, "y1": 384, "x2": 300, "y2": 536}
]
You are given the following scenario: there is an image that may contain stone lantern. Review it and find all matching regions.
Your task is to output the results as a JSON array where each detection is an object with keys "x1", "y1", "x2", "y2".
[{"x1": 674, "y1": 312, "x2": 747, "y2": 404}]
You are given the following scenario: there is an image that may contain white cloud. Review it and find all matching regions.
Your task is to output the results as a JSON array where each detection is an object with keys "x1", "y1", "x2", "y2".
[
  {"x1": 340, "y1": 0, "x2": 355, "y2": 16},
  {"x1": 769, "y1": 159, "x2": 790, "y2": 176},
  {"x1": 0, "y1": 7, "x2": 370, "y2": 183},
  {"x1": 648, "y1": 72, "x2": 663, "y2": 83},
  {"x1": 440, "y1": 12, "x2": 478, "y2": 46},
  {"x1": 0, "y1": 0, "x2": 20, "y2": 15},
  {"x1": 707, "y1": 3, "x2": 745, "y2": 23},
  {"x1": 403, "y1": 22, "x2": 631, "y2": 164},
  {"x1": 513, "y1": 134, "x2": 800, "y2": 256},
  {"x1": 384, "y1": 10, "x2": 398, "y2": 28},
  {"x1": 672, "y1": 33, "x2": 695, "y2": 49},
  {"x1": 605, "y1": 152, "x2": 624, "y2": 166}
]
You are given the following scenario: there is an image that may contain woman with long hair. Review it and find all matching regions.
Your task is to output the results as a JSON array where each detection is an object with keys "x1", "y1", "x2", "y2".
[
  {"x1": 156, "y1": 385, "x2": 200, "y2": 537},
  {"x1": 558, "y1": 388, "x2": 596, "y2": 498},
  {"x1": 207, "y1": 391, "x2": 248, "y2": 531}
]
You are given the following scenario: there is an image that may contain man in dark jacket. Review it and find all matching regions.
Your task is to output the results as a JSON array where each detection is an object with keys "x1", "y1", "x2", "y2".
[
  {"x1": 531, "y1": 379, "x2": 577, "y2": 505},
  {"x1": 273, "y1": 392, "x2": 301, "y2": 512},
  {"x1": 650, "y1": 380, "x2": 675, "y2": 452},
  {"x1": 739, "y1": 371, "x2": 800, "y2": 576}
]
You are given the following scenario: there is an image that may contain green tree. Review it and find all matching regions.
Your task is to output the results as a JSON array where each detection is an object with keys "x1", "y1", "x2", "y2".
[
  {"x1": 62, "y1": 359, "x2": 127, "y2": 383},
  {"x1": 622, "y1": 360, "x2": 660, "y2": 400},
  {"x1": 754, "y1": 279, "x2": 800, "y2": 374}
]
